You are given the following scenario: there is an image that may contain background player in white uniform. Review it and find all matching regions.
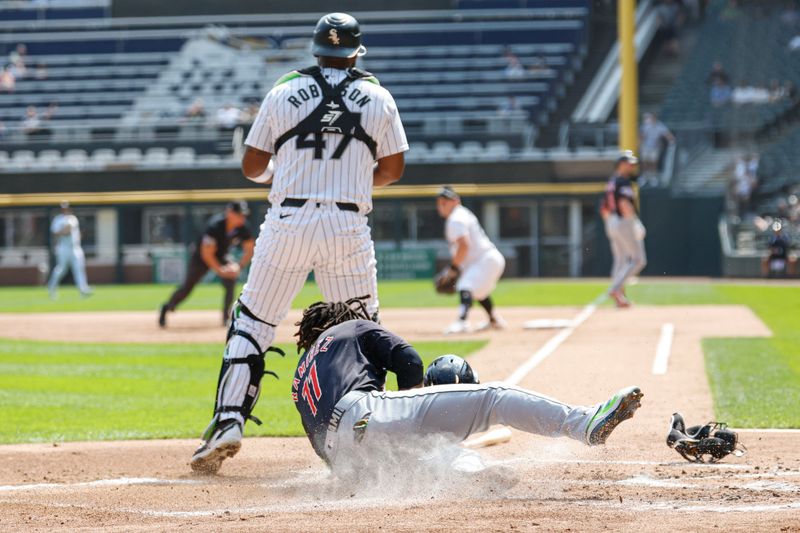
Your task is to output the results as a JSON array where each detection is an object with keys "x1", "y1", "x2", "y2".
[
  {"x1": 47, "y1": 201, "x2": 91, "y2": 299},
  {"x1": 436, "y1": 186, "x2": 506, "y2": 334},
  {"x1": 191, "y1": 12, "x2": 408, "y2": 473}
]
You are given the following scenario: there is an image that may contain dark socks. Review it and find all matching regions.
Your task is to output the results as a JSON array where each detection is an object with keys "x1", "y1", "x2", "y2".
[{"x1": 458, "y1": 290, "x2": 473, "y2": 320}]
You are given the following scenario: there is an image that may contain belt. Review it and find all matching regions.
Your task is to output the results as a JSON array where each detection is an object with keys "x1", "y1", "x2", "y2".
[{"x1": 281, "y1": 198, "x2": 359, "y2": 213}]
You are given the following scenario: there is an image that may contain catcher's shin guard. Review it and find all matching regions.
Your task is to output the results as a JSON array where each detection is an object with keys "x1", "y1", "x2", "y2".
[{"x1": 201, "y1": 316, "x2": 284, "y2": 443}]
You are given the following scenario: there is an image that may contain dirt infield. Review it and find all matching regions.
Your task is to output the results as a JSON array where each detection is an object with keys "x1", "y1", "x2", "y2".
[{"x1": 2, "y1": 304, "x2": 800, "y2": 532}]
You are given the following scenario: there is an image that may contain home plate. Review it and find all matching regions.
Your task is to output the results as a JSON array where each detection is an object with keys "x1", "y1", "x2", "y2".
[{"x1": 522, "y1": 319, "x2": 573, "y2": 330}]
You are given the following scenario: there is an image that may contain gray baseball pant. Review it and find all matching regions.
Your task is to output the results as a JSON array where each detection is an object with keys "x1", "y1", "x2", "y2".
[
  {"x1": 604, "y1": 215, "x2": 625, "y2": 282},
  {"x1": 608, "y1": 217, "x2": 646, "y2": 293},
  {"x1": 323, "y1": 384, "x2": 597, "y2": 473}
]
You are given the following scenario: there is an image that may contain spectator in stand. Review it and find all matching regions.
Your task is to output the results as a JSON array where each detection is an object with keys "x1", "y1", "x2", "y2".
[
  {"x1": 761, "y1": 222, "x2": 797, "y2": 278},
  {"x1": 0, "y1": 120, "x2": 7, "y2": 141},
  {"x1": 780, "y1": 1, "x2": 800, "y2": 26},
  {"x1": 34, "y1": 62, "x2": 48, "y2": 80},
  {"x1": 183, "y1": 97, "x2": 207, "y2": 123},
  {"x1": 527, "y1": 55, "x2": 548, "y2": 74},
  {"x1": 769, "y1": 79, "x2": 787, "y2": 102},
  {"x1": 497, "y1": 95, "x2": 522, "y2": 117},
  {"x1": 785, "y1": 81, "x2": 798, "y2": 102},
  {"x1": 21, "y1": 106, "x2": 41, "y2": 135},
  {"x1": 655, "y1": 0, "x2": 685, "y2": 55},
  {"x1": 710, "y1": 78, "x2": 733, "y2": 107},
  {"x1": 8, "y1": 44, "x2": 27, "y2": 78},
  {"x1": 0, "y1": 65, "x2": 15, "y2": 93},
  {"x1": 732, "y1": 154, "x2": 758, "y2": 216},
  {"x1": 502, "y1": 46, "x2": 525, "y2": 80},
  {"x1": 639, "y1": 113, "x2": 675, "y2": 187},
  {"x1": 215, "y1": 103, "x2": 241, "y2": 131},
  {"x1": 706, "y1": 61, "x2": 731, "y2": 87}
]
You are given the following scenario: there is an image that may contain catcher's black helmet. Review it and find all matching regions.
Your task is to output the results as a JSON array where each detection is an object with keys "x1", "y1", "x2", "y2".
[
  {"x1": 424, "y1": 355, "x2": 479, "y2": 386},
  {"x1": 311, "y1": 13, "x2": 367, "y2": 59}
]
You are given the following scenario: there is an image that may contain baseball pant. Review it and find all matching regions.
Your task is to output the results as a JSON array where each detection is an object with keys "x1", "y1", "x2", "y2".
[
  {"x1": 164, "y1": 259, "x2": 236, "y2": 320},
  {"x1": 48, "y1": 245, "x2": 90, "y2": 294},
  {"x1": 608, "y1": 217, "x2": 647, "y2": 293},
  {"x1": 456, "y1": 248, "x2": 506, "y2": 301},
  {"x1": 218, "y1": 202, "x2": 378, "y2": 424},
  {"x1": 604, "y1": 215, "x2": 625, "y2": 282},
  {"x1": 323, "y1": 384, "x2": 596, "y2": 475}
]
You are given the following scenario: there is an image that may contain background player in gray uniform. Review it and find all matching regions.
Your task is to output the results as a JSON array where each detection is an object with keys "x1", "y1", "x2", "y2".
[
  {"x1": 436, "y1": 186, "x2": 506, "y2": 334},
  {"x1": 190, "y1": 13, "x2": 408, "y2": 473},
  {"x1": 47, "y1": 201, "x2": 91, "y2": 299},
  {"x1": 291, "y1": 298, "x2": 643, "y2": 477},
  {"x1": 605, "y1": 151, "x2": 647, "y2": 308}
]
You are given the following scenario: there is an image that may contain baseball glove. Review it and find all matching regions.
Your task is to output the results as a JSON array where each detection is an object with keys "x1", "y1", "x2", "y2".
[{"x1": 434, "y1": 265, "x2": 460, "y2": 294}]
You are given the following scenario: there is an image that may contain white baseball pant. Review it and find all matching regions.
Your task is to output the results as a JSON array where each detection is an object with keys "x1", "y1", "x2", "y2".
[
  {"x1": 48, "y1": 245, "x2": 90, "y2": 294},
  {"x1": 456, "y1": 248, "x2": 506, "y2": 301},
  {"x1": 219, "y1": 202, "x2": 378, "y2": 423}
]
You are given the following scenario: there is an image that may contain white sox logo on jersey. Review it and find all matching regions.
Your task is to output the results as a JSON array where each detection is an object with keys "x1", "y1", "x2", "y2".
[
  {"x1": 328, "y1": 29, "x2": 340, "y2": 45},
  {"x1": 321, "y1": 102, "x2": 344, "y2": 133}
]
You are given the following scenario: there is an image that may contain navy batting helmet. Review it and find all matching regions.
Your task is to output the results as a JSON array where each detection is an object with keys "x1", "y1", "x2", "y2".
[
  {"x1": 424, "y1": 355, "x2": 479, "y2": 386},
  {"x1": 311, "y1": 13, "x2": 367, "y2": 59}
]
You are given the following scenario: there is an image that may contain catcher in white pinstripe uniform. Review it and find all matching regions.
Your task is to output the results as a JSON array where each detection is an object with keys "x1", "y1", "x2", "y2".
[{"x1": 191, "y1": 12, "x2": 408, "y2": 473}]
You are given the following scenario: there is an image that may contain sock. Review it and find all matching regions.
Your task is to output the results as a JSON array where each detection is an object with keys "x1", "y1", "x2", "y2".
[
  {"x1": 478, "y1": 297, "x2": 495, "y2": 319},
  {"x1": 458, "y1": 290, "x2": 473, "y2": 320}
]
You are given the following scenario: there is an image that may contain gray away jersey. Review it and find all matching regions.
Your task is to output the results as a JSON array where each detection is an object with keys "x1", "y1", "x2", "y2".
[{"x1": 245, "y1": 67, "x2": 408, "y2": 212}]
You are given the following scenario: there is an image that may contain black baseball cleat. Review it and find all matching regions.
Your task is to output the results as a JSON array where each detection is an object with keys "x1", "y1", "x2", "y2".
[
  {"x1": 158, "y1": 304, "x2": 168, "y2": 328},
  {"x1": 585, "y1": 386, "x2": 643, "y2": 445}
]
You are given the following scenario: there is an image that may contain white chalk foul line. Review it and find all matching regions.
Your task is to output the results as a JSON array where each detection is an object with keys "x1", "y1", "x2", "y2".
[
  {"x1": 505, "y1": 298, "x2": 600, "y2": 386},
  {"x1": 651, "y1": 322, "x2": 674, "y2": 375},
  {"x1": 0, "y1": 477, "x2": 201, "y2": 493}
]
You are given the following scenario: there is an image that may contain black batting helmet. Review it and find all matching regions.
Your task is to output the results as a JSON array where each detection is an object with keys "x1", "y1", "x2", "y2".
[
  {"x1": 424, "y1": 355, "x2": 480, "y2": 386},
  {"x1": 311, "y1": 12, "x2": 367, "y2": 59}
]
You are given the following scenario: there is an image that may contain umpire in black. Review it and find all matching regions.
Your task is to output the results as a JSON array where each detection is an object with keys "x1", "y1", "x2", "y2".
[{"x1": 159, "y1": 201, "x2": 255, "y2": 328}]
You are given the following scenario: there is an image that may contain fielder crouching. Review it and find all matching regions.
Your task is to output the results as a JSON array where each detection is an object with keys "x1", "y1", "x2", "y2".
[{"x1": 291, "y1": 298, "x2": 644, "y2": 476}]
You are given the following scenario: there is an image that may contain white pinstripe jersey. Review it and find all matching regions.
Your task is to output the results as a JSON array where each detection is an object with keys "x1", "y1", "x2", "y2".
[{"x1": 245, "y1": 67, "x2": 408, "y2": 213}]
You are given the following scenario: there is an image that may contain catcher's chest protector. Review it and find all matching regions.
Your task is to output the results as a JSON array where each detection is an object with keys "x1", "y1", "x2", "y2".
[{"x1": 274, "y1": 66, "x2": 378, "y2": 159}]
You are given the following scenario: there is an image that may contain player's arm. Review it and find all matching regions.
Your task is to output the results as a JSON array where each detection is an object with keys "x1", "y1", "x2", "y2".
[
  {"x1": 239, "y1": 238, "x2": 255, "y2": 269},
  {"x1": 242, "y1": 146, "x2": 273, "y2": 184},
  {"x1": 390, "y1": 344, "x2": 424, "y2": 390},
  {"x1": 618, "y1": 197, "x2": 637, "y2": 219},
  {"x1": 373, "y1": 152, "x2": 404, "y2": 187},
  {"x1": 450, "y1": 234, "x2": 470, "y2": 270},
  {"x1": 199, "y1": 236, "x2": 233, "y2": 279},
  {"x1": 359, "y1": 326, "x2": 424, "y2": 390}
]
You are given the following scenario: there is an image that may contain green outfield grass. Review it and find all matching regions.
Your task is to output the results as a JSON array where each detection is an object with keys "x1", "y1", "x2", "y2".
[
  {"x1": 0, "y1": 280, "x2": 798, "y2": 442},
  {"x1": 0, "y1": 279, "x2": 609, "y2": 313},
  {"x1": 0, "y1": 338, "x2": 486, "y2": 444}
]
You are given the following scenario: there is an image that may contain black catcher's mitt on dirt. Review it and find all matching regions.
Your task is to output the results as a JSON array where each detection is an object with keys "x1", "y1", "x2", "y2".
[
  {"x1": 666, "y1": 412, "x2": 746, "y2": 463},
  {"x1": 434, "y1": 265, "x2": 460, "y2": 294}
]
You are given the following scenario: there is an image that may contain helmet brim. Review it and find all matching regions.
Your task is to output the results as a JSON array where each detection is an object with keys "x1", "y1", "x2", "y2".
[{"x1": 311, "y1": 43, "x2": 367, "y2": 59}]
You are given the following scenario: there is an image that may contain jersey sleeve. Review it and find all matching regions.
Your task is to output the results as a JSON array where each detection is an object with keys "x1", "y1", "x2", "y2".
[
  {"x1": 357, "y1": 323, "x2": 423, "y2": 389},
  {"x1": 244, "y1": 90, "x2": 277, "y2": 153},
  {"x1": 445, "y1": 217, "x2": 468, "y2": 243},
  {"x1": 375, "y1": 92, "x2": 409, "y2": 159}
]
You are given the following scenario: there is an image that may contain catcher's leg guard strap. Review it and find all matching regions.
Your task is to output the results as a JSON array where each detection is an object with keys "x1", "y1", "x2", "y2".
[{"x1": 212, "y1": 330, "x2": 285, "y2": 428}]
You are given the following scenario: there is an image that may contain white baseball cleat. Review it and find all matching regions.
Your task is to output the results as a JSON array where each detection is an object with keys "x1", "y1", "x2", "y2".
[
  {"x1": 190, "y1": 419, "x2": 242, "y2": 474},
  {"x1": 443, "y1": 319, "x2": 472, "y2": 335},
  {"x1": 475, "y1": 315, "x2": 508, "y2": 331}
]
